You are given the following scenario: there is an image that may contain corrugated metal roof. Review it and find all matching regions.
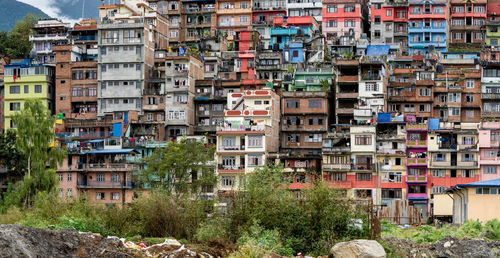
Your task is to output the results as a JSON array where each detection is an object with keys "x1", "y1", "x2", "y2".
[{"x1": 457, "y1": 178, "x2": 500, "y2": 188}]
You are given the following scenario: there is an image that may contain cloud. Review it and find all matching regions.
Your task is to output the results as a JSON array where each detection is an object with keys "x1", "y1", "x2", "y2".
[{"x1": 16, "y1": 0, "x2": 80, "y2": 25}]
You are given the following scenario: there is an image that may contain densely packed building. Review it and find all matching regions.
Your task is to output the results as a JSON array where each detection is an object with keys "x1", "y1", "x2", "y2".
[{"x1": 3, "y1": 0, "x2": 500, "y2": 218}]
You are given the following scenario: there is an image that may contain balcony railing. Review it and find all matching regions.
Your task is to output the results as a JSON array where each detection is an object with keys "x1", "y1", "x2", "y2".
[
  {"x1": 322, "y1": 164, "x2": 351, "y2": 170},
  {"x1": 82, "y1": 163, "x2": 137, "y2": 171},
  {"x1": 217, "y1": 164, "x2": 245, "y2": 171},
  {"x1": 482, "y1": 93, "x2": 500, "y2": 100},
  {"x1": 217, "y1": 125, "x2": 266, "y2": 132},
  {"x1": 406, "y1": 175, "x2": 427, "y2": 182},
  {"x1": 217, "y1": 145, "x2": 245, "y2": 151},
  {"x1": 77, "y1": 180, "x2": 133, "y2": 189},
  {"x1": 361, "y1": 74, "x2": 381, "y2": 80},
  {"x1": 407, "y1": 140, "x2": 427, "y2": 147},
  {"x1": 406, "y1": 123, "x2": 427, "y2": 130},
  {"x1": 406, "y1": 157, "x2": 427, "y2": 165}
]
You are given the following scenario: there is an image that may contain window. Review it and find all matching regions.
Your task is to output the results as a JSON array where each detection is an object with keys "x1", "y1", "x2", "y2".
[
  {"x1": 248, "y1": 155, "x2": 261, "y2": 166},
  {"x1": 96, "y1": 192, "x2": 105, "y2": 200},
  {"x1": 434, "y1": 6, "x2": 444, "y2": 14},
  {"x1": 67, "y1": 188, "x2": 73, "y2": 197},
  {"x1": 59, "y1": 174, "x2": 63, "y2": 182},
  {"x1": 408, "y1": 185, "x2": 426, "y2": 194},
  {"x1": 355, "y1": 135, "x2": 372, "y2": 145},
  {"x1": 23, "y1": 85, "x2": 29, "y2": 93},
  {"x1": 287, "y1": 134, "x2": 300, "y2": 143},
  {"x1": 9, "y1": 102, "x2": 20, "y2": 111},
  {"x1": 411, "y1": 7, "x2": 421, "y2": 14},
  {"x1": 455, "y1": 32, "x2": 462, "y2": 40},
  {"x1": 365, "y1": 83, "x2": 378, "y2": 91},
  {"x1": 418, "y1": 88, "x2": 431, "y2": 96},
  {"x1": 111, "y1": 193, "x2": 120, "y2": 200},
  {"x1": 434, "y1": 153, "x2": 446, "y2": 161},
  {"x1": 306, "y1": 134, "x2": 322, "y2": 142},
  {"x1": 239, "y1": 16, "x2": 248, "y2": 23},
  {"x1": 386, "y1": 9, "x2": 392, "y2": 16},
  {"x1": 382, "y1": 188, "x2": 402, "y2": 199},
  {"x1": 221, "y1": 176, "x2": 235, "y2": 186},
  {"x1": 327, "y1": 19, "x2": 337, "y2": 27},
  {"x1": 462, "y1": 170, "x2": 475, "y2": 178},
  {"x1": 170, "y1": 30, "x2": 178, "y2": 38},
  {"x1": 327, "y1": 5, "x2": 337, "y2": 13},
  {"x1": 34, "y1": 85, "x2": 42, "y2": 93},
  {"x1": 450, "y1": 170, "x2": 457, "y2": 178},
  {"x1": 344, "y1": 19, "x2": 355, "y2": 27},
  {"x1": 466, "y1": 80, "x2": 474, "y2": 88},
  {"x1": 111, "y1": 173, "x2": 120, "y2": 182},
  {"x1": 382, "y1": 172, "x2": 402, "y2": 183},
  {"x1": 462, "y1": 153, "x2": 474, "y2": 162},
  {"x1": 344, "y1": 5, "x2": 355, "y2": 12},
  {"x1": 308, "y1": 100, "x2": 322, "y2": 108},
  {"x1": 484, "y1": 166, "x2": 497, "y2": 174},
  {"x1": 67, "y1": 173, "x2": 72, "y2": 182},
  {"x1": 96, "y1": 174, "x2": 105, "y2": 182},
  {"x1": 374, "y1": 3, "x2": 381, "y2": 9},
  {"x1": 492, "y1": 132, "x2": 499, "y2": 141},
  {"x1": 485, "y1": 150, "x2": 497, "y2": 157},
  {"x1": 432, "y1": 186, "x2": 446, "y2": 194},
  {"x1": 248, "y1": 135, "x2": 262, "y2": 147},
  {"x1": 449, "y1": 107, "x2": 460, "y2": 116},
  {"x1": 239, "y1": 2, "x2": 248, "y2": 9},
  {"x1": 374, "y1": 30, "x2": 381, "y2": 38},
  {"x1": 449, "y1": 93, "x2": 462, "y2": 103},
  {"x1": 58, "y1": 188, "x2": 63, "y2": 198},
  {"x1": 9, "y1": 85, "x2": 20, "y2": 94},
  {"x1": 453, "y1": 6, "x2": 464, "y2": 13},
  {"x1": 168, "y1": 110, "x2": 186, "y2": 120},
  {"x1": 432, "y1": 170, "x2": 446, "y2": 177},
  {"x1": 462, "y1": 136, "x2": 475, "y2": 145},
  {"x1": 374, "y1": 16, "x2": 381, "y2": 24},
  {"x1": 474, "y1": 6, "x2": 485, "y2": 13},
  {"x1": 385, "y1": 23, "x2": 392, "y2": 32},
  {"x1": 395, "y1": 158, "x2": 401, "y2": 165},
  {"x1": 356, "y1": 173, "x2": 372, "y2": 181}
]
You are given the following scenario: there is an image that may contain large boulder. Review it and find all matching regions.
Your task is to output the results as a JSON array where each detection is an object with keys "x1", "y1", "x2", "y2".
[{"x1": 330, "y1": 239, "x2": 386, "y2": 258}]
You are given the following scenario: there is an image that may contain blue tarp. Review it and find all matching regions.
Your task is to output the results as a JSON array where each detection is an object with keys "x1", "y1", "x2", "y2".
[
  {"x1": 113, "y1": 123, "x2": 122, "y2": 137},
  {"x1": 87, "y1": 139, "x2": 105, "y2": 143},
  {"x1": 458, "y1": 178, "x2": 500, "y2": 188},
  {"x1": 429, "y1": 118, "x2": 440, "y2": 130},
  {"x1": 86, "y1": 149, "x2": 137, "y2": 154},
  {"x1": 378, "y1": 113, "x2": 391, "y2": 123},
  {"x1": 366, "y1": 45, "x2": 390, "y2": 56}
]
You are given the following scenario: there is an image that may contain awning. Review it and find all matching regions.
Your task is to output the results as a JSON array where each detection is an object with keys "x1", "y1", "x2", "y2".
[
  {"x1": 408, "y1": 197, "x2": 428, "y2": 200},
  {"x1": 87, "y1": 139, "x2": 105, "y2": 143}
]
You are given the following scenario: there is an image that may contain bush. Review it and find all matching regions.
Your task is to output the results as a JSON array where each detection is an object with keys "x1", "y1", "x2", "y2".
[
  {"x1": 457, "y1": 220, "x2": 483, "y2": 238},
  {"x1": 236, "y1": 220, "x2": 294, "y2": 257},
  {"x1": 0, "y1": 206, "x2": 23, "y2": 224},
  {"x1": 485, "y1": 219, "x2": 500, "y2": 240},
  {"x1": 195, "y1": 217, "x2": 228, "y2": 243}
]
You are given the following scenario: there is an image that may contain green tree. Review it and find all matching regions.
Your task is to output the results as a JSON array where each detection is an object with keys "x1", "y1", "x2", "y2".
[
  {"x1": 1, "y1": 14, "x2": 39, "y2": 58},
  {"x1": 0, "y1": 130, "x2": 25, "y2": 177},
  {"x1": 141, "y1": 138, "x2": 216, "y2": 198},
  {"x1": 9, "y1": 99, "x2": 65, "y2": 206}
]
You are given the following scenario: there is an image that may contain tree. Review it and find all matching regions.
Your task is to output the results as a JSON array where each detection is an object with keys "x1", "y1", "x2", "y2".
[
  {"x1": 0, "y1": 14, "x2": 40, "y2": 58},
  {"x1": 9, "y1": 99, "x2": 65, "y2": 206},
  {"x1": 141, "y1": 138, "x2": 216, "y2": 198},
  {"x1": 0, "y1": 130, "x2": 25, "y2": 176}
]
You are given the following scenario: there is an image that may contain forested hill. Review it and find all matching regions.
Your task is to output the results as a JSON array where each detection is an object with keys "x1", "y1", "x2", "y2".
[{"x1": 0, "y1": 0, "x2": 47, "y2": 31}]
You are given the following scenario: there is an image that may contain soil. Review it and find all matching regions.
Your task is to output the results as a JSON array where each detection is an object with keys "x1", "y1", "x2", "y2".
[
  {"x1": 0, "y1": 224, "x2": 232, "y2": 258},
  {"x1": 382, "y1": 235, "x2": 500, "y2": 258}
]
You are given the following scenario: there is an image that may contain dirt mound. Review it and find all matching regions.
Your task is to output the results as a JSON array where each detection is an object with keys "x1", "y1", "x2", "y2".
[
  {"x1": 0, "y1": 224, "x2": 225, "y2": 258},
  {"x1": 382, "y1": 235, "x2": 500, "y2": 258}
]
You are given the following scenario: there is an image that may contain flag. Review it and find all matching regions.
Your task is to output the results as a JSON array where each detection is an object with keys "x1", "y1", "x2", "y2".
[{"x1": 13, "y1": 75, "x2": 16, "y2": 83}]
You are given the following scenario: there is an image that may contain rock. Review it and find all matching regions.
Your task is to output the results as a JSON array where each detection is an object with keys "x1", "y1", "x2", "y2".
[
  {"x1": 330, "y1": 240, "x2": 386, "y2": 258},
  {"x1": 443, "y1": 241, "x2": 451, "y2": 248}
]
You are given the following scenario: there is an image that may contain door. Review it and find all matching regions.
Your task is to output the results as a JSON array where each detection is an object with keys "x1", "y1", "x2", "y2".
[
  {"x1": 413, "y1": 201, "x2": 427, "y2": 218},
  {"x1": 466, "y1": 32, "x2": 472, "y2": 43},
  {"x1": 451, "y1": 152, "x2": 457, "y2": 166},
  {"x1": 124, "y1": 112, "x2": 128, "y2": 124}
]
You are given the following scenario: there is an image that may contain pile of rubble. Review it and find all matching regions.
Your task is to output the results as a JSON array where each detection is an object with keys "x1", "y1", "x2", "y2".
[{"x1": 0, "y1": 224, "x2": 223, "y2": 257}]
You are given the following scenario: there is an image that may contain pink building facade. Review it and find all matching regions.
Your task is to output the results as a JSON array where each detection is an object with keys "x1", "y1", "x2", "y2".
[
  {"x1": 479, "y1": 122, "x2": 500, "y2": 181},
  {"x1": 322, "y1": 0, "x2": 366, "y2": 43}
]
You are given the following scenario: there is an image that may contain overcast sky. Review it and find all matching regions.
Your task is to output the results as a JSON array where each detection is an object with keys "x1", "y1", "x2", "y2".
[{"x1": 17, "y1": 0, "x2": 80, "y2": 24}]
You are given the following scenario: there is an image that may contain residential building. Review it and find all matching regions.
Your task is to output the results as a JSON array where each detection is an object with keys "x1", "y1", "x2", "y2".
[
  {"x1": 252, "y1": 0, "x2": 287, "y2": 48},
  {"x1": 427, "y1": 121, "x2": 480, "y2": 215},
  {"x1": 216, "y1": 0, "x2": 252, "y2": 40},
  {"x1": 407, "y1": 0, "x2": 447, "y2": 55},
  {"x1": 448, "y1": 178, "x2": 500, "y2": 224},
  {"x1": 479, "y1": 122, "x2": 500, "y2": 181},
  {"x1": 97, "y1": 1, "x2": 169, "y2": 124},
  {"x1": 216, "y1": 89, "x2": 280, "y2": 193},
  {"x1": 486, "y1": 0, "x2": 500, "y2": 46},
  {"x1": 448, "y1": 0, "x2": 486, "y2": 50},
  {"x1": 405, "y1": 118, "x2": 428, "y2": 216},
  {"x1": 181, "y1": 0, "x2": 218, "y2": 44},
  {"x1": 287, "y1": 0, "x2": 323, "y2": 23},
  {"x1": 434, "y1": 52, "x2": 482, "y2": 122},
  {"x1": 358, "y1": 52, "x2": 387, "y2": 118},
  {"x1": 377, "y1": 116, "x2": 407, "y2": 206},
  {"x1": 335, "y1": 58, "x2": 359, "y2": 124},
  {"x1": 481, "y1": 48, "x2": 500, "y2": 119},
  {"x1": 30, "y1": 18, "x2": 71, "y2": 64},
  {"x1": 350, "y1": 125, "x2": 378, "y2": 203},
  {"x1": 322, "y1": 0, "x2": 366, "y2": 43},
  {"x1": 322, "y1": 126, "x2": 352, "y2": 194},
  {"x1": 193, "y1": 79, "x2": 225, "y2": 145},
  {"x1": 164, "y1": 55, "x2": 204, "y2": 141},
  {"x1": 369, "y1": 0, "x2": 407, "y2": 49},
  {"x1": 4, "y1": 59, "x2": 55, "y2": 130}
]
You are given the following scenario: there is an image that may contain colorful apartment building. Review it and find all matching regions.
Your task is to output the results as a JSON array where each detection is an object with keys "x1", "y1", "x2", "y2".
[
  {"x1": 407, "y1": 0, "x2": 447, "y2": 55},
  {"x1": 349, "y1": 125, "x2": 378, "y2": 202},
  {"x1": 335, "y1": 58, "x2": 359, "y2": 124},
  {"x1": 358, "y1": 52, "x2": 387, "y2": 117},
  {"x1": 322, "y1": 0, "x2": 366, "y2": 44},
  {"x1": 3, "y1": 59, "x2": 55, "y2": 130},
  {"x1": 216, "y1": 89, "x2": 280, "y2": 193},
  {"x1": 322, "y1": 126, "x2": 352, "y2": 193},
  {"x1": 216, "y1": 0, "x2": 252, "y2": 40},
  {"x1": 481, "y1": 48, "x2": 500, "y2": 119},
  {"x1": 30, "y1": 18, "x2": 71, "y2": 64},
  {"x1": 252, "y1": 0, "x2": 287, "y2": 48},
  {"x1": 287, "y1": 0, "x2": 323, "y2": 23},
  {"x1": 181, "y1": 0, "x2": 218, "y2": 44},
  {"x1": 448, "y1": 0, "x2": 486, "y2": 50},
  {"x1": 405, "y1": 119, "x2": 428, "y2": 216},
  {"x1": 369, "y1": 0, "x2": 408, "y2": 51},
  {"x1": 486, "y1": 0, "x2": 500, "y2": 46},
  {"x1": 479, "y1": 122, "x2": 500, "y2": 181}
]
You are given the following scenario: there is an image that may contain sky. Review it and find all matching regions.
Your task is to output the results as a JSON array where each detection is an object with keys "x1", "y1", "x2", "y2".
[{"x1": 17, "y1": 0, "x2": 81, "y2": 25}]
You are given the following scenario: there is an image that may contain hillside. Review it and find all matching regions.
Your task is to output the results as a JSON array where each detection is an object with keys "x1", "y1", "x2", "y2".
[{"x1": 0, "y1": 0, "x2": 47, "y2": 31}]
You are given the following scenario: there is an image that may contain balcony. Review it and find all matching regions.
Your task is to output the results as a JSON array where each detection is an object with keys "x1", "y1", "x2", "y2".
[
  {"x1": 217, "y1": 164, "x2": 245, "y2": 172},
  {"x1": 337, "y1": 92, "x2": 358, "y2": 99},
  {"x1": 336, "y1": 108, "x2": 355, "y2": 114},
  {"x1": 407, "y1": 140, "x2": 427, "y2": 148},
  {"x1": 352, "y1": 164, "x2": 375, "y2": 171},
  {"x1": 361, "y1": 74, "x2": 381, "y2": 81},
  {"x1": 322, "y1": 164, "x2": 351, "y2": 170},
  {"x1": 406, "y1": 157, "x2": 427, "y2": 166},
  {"x1": 328, "y1": 180, "x2": 352, "y2": 188},
  {"x1": 64, "y1": 119, "x2": 113, "y2": 128},
  {"x1": 337, "y1": 75, "x2": 358, "y2": 83},
  {"x1": 217, "y1": 145, "x2": 245, "y2": 151},
  {"x1": 406, "y1": 123, "x2": 427, "y2": 131},
  {"x1": 482, "y1": 93, "x2": 500, "y2": 100},
  {"x1": 406, "y1": 175, "x2": 427, "y2": 183},
  {"x1": 322, "y1": 146, "x2": 350, "y2": 153},
  {"x1": 29, "y1": 34, "x2": 68, "y2": 41},
  {"x1": 217, "y1": 125, "x2": 266, "y2": 133},
  {"x1": 83, "y1": 163, "x2": 137, "y2": 172},
  {"x1": 77, "y1": 180, "x2": 133, "y2": 189}
]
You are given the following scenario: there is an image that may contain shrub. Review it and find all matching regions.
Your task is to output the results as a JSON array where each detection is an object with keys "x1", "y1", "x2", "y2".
[
  {"x1": 195, "y1": 217, "x2": 228, "y2": 243},
  {"x1": 0, "y1": 206, "x2": 23, "y2": 224},
  {"x1": 485, "y1": 219, "x2": 500, "y2": 240}
]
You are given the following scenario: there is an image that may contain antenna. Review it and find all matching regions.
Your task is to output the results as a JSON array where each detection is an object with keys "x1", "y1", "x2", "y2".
[{"x1": 81, "y1": 0, "x2": 85, "y2": 20}]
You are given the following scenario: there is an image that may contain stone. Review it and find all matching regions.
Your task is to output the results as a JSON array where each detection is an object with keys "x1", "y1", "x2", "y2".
[
  {"x1": 330, "y1": 239, "x2": 386, "y2": 258},
  {"x1": 443, "y1": 241, "x2": 451, "y2": 248}
]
